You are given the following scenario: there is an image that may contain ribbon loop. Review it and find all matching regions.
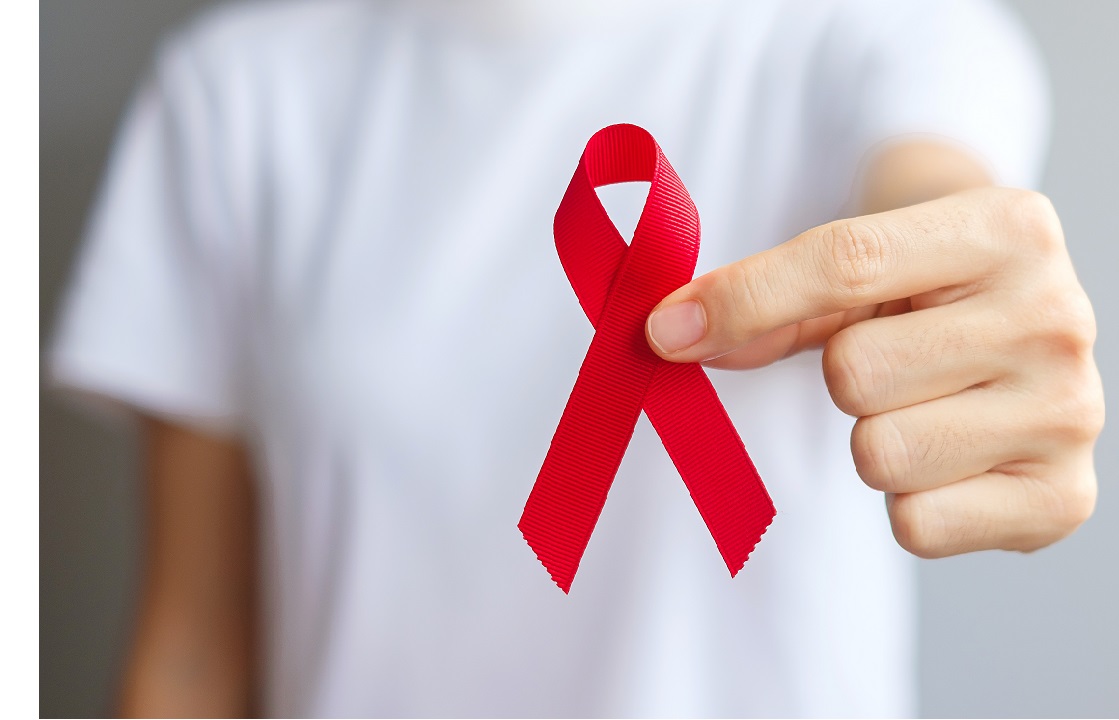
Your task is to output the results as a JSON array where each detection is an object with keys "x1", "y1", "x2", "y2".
[{"x1": 520, "y1": 124, "x2": 775, "y2": 593}]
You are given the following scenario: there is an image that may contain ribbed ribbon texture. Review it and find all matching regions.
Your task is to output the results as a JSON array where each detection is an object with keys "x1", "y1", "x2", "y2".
[{"x1": 519, "y1": 124, "x2": 775, "y2": 593}]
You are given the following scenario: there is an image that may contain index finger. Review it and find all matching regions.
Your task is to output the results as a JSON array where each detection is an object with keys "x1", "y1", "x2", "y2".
[{"x1": 645, "y1": 191, "x2": 1005, "y2": 363}]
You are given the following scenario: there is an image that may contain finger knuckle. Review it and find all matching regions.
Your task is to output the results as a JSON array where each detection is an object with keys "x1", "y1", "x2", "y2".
[
  {"x1": 823, "y1": 329, "x2": 886, "y2": 416},
  {"x1": 851, "y1": 415, "x2": 909, "y2": 493},
  {"x1": 1083, "y1": 386, "x2": 1107, "y2": 441},
  {"x1": 726, "y1": 255, "x2": 778, "y2": 334},
  {"x1": 1010, "y1": 190, "x2": 1065, "y2": 254},
  {"x1": 822, "y1": 221, "x2": 892, "y2": 301},
  {"x1": 1058, "y1": 474, "x2": 1099, "y2": 532},
  {"x1": 888, "y1": 492, "x2": 946, "y2": 558},
  {"x1": 1019, "y1": 473, "x2": 1097, "y2": 549},
  {"x1": 1052, "y1": 290, "x2": 1098, "y2": 354},
  {"x1": 1051, "y1": 366, "x2": 1106, "y2": 445},
  {"x1": 1028, "y1": 282, "x2": 1096, "y2": 351}
]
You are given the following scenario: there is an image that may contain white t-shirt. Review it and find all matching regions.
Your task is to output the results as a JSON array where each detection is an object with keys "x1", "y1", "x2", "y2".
[{"x1": 50, "y1": 0, "x2": 1048, "y2": 715}]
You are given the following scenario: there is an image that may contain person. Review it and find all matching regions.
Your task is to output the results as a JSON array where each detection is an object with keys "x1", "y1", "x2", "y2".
[{"x1": 49, "y1": 0, "x2": 1103, "y2": 716}]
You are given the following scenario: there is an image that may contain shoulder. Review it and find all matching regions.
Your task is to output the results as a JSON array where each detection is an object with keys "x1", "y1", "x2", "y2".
[
  {"x1": 152, "y1": 0, "x2": 388, "y2": 96},
  {"x1": 175, "y1": 0, "x2": 376, "y2": 59},
  {"x1": 762, "y1": 0, "x2": 1034, "y2": 53}
]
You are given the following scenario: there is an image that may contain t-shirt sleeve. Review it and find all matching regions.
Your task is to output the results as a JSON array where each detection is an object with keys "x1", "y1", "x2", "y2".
[
  {"x1": 48, "y1": 33, "x2": 246, "y2": 434},
  {"x1": 810, "y1": 0, "x2": 1051, "y2": 198}
]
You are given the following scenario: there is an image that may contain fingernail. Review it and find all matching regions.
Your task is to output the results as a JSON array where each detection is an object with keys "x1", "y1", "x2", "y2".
[{"x1": 648, "y1": 300, "x2": 707, "y2": 354}]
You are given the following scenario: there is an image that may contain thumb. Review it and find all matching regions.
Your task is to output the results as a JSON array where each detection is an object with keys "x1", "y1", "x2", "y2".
[
  {"x1": 644, "y1": 211, "x2": 937, "y2": 367},
  {"x1": 689, "y1": 313, "x2": 849, "y2": 370},
  {"x1": 694, "y1": 306, "x2": 908, "y2": 369},
  {"x1": 646, "y1": 296, "x2": 910, "y2": 370}
]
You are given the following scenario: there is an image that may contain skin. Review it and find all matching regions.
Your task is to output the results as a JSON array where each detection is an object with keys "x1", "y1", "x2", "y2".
[
  {"x1": 647, "y1": 141, "x2": 1104, "y2": 558},
  {"x1": 121, "y1": 141, "x2": 1104, "y2": 716},
  {"x1": 119, "y1": 416, "x2": 258, "y2": 718}
]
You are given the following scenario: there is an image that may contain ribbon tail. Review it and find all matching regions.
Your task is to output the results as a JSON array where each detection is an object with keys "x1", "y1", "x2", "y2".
[
  {"x1": 520, "y1": 329, "x2": 655, "y2": 593},
  {"x1": 644, "y1": 362, "x2": 775, "y2": 576}
]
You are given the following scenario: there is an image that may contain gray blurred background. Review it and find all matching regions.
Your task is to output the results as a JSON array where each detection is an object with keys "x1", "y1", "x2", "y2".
[{"x1": 40, "y1": 1, "x2": 1118, "y2": 717}]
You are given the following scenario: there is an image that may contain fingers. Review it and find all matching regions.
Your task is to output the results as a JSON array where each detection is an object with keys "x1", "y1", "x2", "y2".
[
  {"x1": 702, "y1": 300, "x2": 912, "y2": 371},
  {"x1": 848, "y1": 341, "x2": 1104, "y2": 558},
  {"x1": 642, "y1": 186, "x2": 1101, "y2": 562},
  {"x1": 847, "y1": 338, "x2": 1106, "y2": 497},
  {"x1": 850, "y1": 387, "x2": 1046, "y2": 495},
  {"x1": 700, "y1": 313, "x2": 845, "y2": 371},
  {"x1": 821, "y1": 300, "x2": 1013, "y2": 417},
  {"x1": 647, "y1": 192, "x2": 1006, "y2": 363},
  {"x1": 885, "y1": 462, "x2": 1098, "y2": 558}
]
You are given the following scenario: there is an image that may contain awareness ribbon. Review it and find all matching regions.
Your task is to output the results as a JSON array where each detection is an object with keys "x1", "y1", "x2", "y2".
[{"x1": 519, "y1": 124, "x2": 776, "y2": 593}]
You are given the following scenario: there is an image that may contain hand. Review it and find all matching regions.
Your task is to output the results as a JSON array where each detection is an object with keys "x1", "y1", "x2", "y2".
[{"x1": 646, "y1": 187, "x2": 1104, "y2": 557}]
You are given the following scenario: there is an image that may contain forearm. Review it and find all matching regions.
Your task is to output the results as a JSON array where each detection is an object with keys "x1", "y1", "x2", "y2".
[
  {"x1": 857, "y1": 139, "x2": 993, "y2": 215},
  {"x1": 119, "y1": 417, "x2": 260, "y2": 718},
  {"x1": 119, "y1": 603, "x2": 255, "y2": 718}
]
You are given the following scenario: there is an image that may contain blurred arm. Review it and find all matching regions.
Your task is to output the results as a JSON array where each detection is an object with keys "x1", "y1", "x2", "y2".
[
  {"x1": 119, "y1": 417, "x2": 259, "y2": 718},
  {"x1": 858, "y1": 139, "x2": 993, "y2": 214}
]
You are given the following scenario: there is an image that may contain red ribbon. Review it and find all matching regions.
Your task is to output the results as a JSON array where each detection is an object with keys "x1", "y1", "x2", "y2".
[{"x1": 520, "y1": 124, "x2": 775, "y2": 593}]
